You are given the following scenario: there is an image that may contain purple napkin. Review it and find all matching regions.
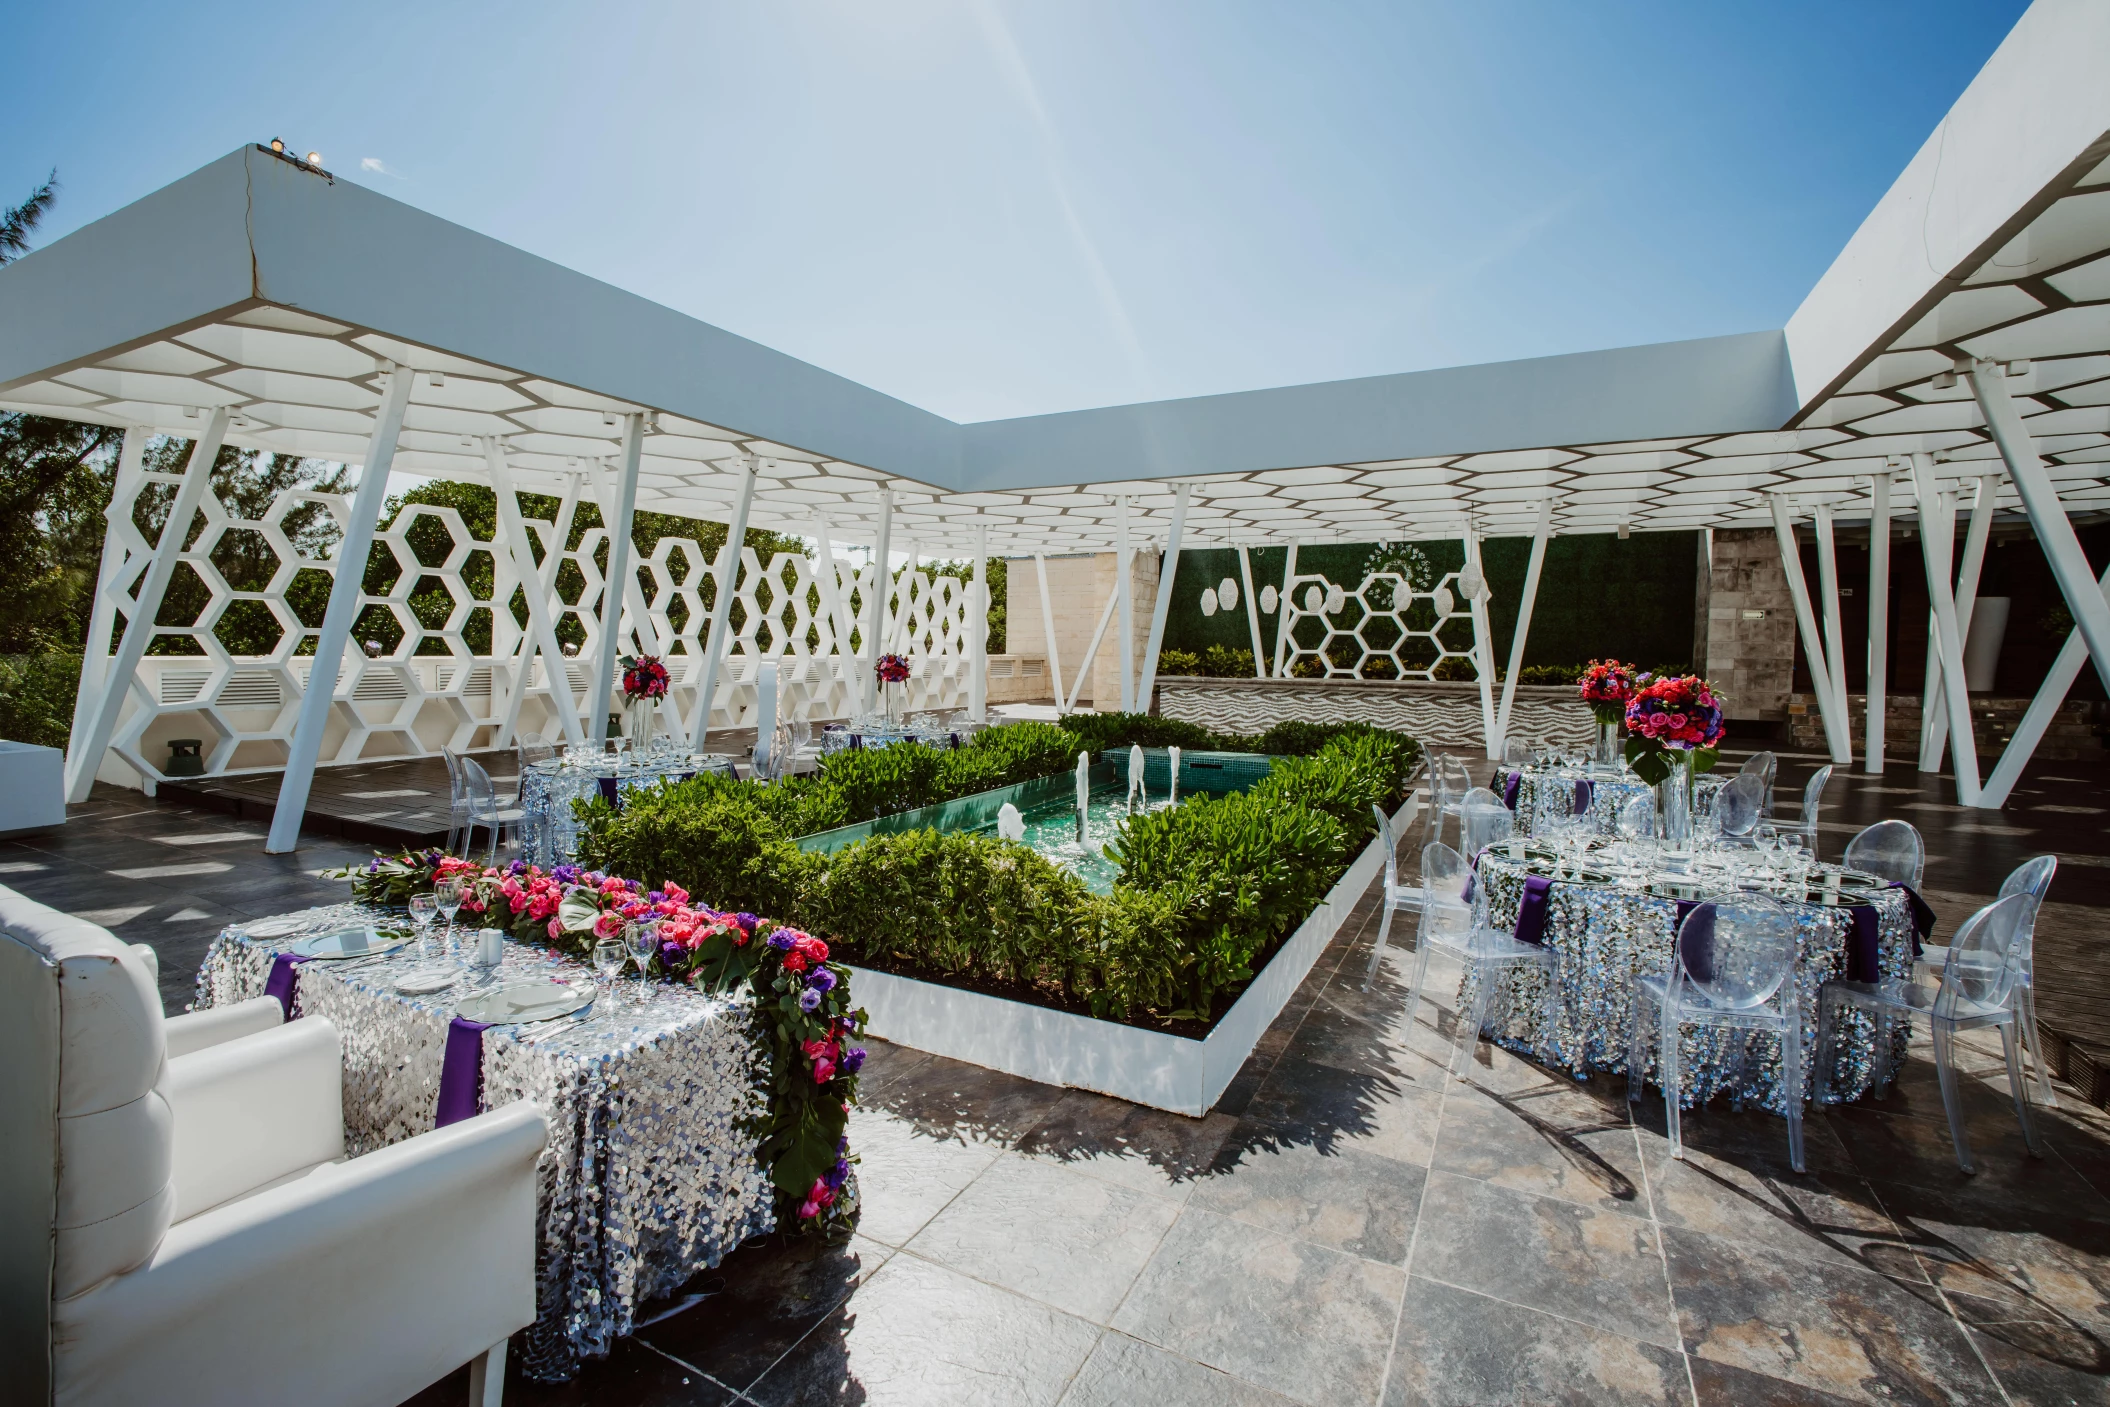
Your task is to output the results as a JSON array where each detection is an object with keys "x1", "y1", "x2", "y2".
[
  {"x1": 1675, "y1": 901, "x2": 1717, "y2": 983},
  {"x1": 434, "y1": 1017, "x2": 491, "y2": 1128},
  {"x1": 1502, "y1": 771, "x2": 1521, "y2": 810},
  {"x1": 1513, "y1": 874, "x2": 1553, "y2": 945},
  {"x1": 1887, "y1": 882, "x2": 1934, "y2": 955},
  {"x1": 263, "y1": 952, "x2": 310, "y2": 1019},
  {"x1": 1573, "y1": 779, "x2": 1594, "y2": 815},
  {"x1": 596, "y1": 775, "x2": 622, "y2": 809},
  {"x1": 1845, "y1": 905, "x2": 1882, "y2": 983},
  {"x1": 849, "y1": 734, "x2": 863, "y2": 751}
]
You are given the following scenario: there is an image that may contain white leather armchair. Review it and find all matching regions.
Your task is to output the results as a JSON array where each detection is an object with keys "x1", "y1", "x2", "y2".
[{"x1": 0, "y1": 884, "x2": 551, "y2": 1407}]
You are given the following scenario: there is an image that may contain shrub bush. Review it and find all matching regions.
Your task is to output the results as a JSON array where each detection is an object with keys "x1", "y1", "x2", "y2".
[
  {"x1": 574, "y1": 781, "x2": 821, "y2": 918},
  {"x1": 1156, "y1": 649, "x2": 1202, "y2": 677},
  {"x1": 1199, "y1": 644, "x2": 1255, "y2": 677},
  {"x1": 0, "y1": 653, "x2": 82, "y2": 750}
]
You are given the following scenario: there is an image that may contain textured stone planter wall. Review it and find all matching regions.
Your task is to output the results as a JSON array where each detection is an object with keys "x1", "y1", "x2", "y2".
[{"x1": 1154, "y1": 676, "x2": 1594, "y2": 749}]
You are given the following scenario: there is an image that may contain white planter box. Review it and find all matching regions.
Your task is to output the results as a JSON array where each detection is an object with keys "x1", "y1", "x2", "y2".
[
  {"x1": 848, "y1": 795, "x2": 1416, "y2": 1117},
  {"x1": 0, "y1": 742, "x2": 65, "y2": 835}
]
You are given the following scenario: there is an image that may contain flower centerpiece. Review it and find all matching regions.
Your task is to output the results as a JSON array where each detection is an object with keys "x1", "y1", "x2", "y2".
[
  {"x1": 874, "y1": 652, "x2": 910, "y2": 724},
  {"x1": 1622, "y1": 673, "x2": 1726, "y2": 853},
  {"x1": 1576, "y1": 659, "x2": 1638, "y2": 766},
  {"x1": 331, "y1": 852, "x2": 866, "y2": 1238},
  {"x1": 620, "y1": 653, "x2": 671, "y2": 751}
]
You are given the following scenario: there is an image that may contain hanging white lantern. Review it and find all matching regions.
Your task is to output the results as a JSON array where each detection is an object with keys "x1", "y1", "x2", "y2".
[
  {"x1": 1199, "y1": 587, "x2": 1219, "y2": 617},
  {"x1": 1324, "y1": 583, "x2": 1346, "y2": 614},
  {"x1": 1218, "y1": 577, "x2": 1239, "y2": 612},
  {"x1": 1433, "y1": 585, "x2": 1456, "y2": 617},
  {"x1": 1303, "y1": 584, "x2": 1325, "y2": 613},
  {"x1": 1458, "y1": 565, "x2": 1485, "y2": 600},
  {"x1": 1259, "y1": 584, "x2": 1278, "y2": 613}
]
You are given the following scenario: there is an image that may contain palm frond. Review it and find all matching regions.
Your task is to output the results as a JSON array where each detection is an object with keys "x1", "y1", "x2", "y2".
[{"x1": 0, "y1": 169, "x2": 59, "y2": 265}]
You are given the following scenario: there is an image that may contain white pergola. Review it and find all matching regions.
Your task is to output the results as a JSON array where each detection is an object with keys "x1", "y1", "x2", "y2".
[{"x1": 4, "y1": 0, "x2": 2109, "y2": 845}]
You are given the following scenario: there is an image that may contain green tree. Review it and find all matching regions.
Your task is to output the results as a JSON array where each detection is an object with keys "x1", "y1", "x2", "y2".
[
  {"x1": 0, "y1": 169, "x2": 57, "y2": 265},
  {"x1": 919, "y1": 557, "x2": 1007, "y2": 653}
]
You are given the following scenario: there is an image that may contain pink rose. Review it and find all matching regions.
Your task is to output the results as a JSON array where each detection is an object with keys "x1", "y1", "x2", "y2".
[
  {"x1": 593, "y1": 912, "x2": 625, "y2": 940},
  {"x1": 547, "y1": 918, "x2": 563, "y2": 939}
]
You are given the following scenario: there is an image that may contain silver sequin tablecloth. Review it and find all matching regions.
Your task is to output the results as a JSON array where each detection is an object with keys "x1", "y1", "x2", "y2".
[
  {"x1": 1463, "y1": 855, "x2": 1913, "y2": 1113},
  {"x1": 520, "y1": 756, "x2": 735, "y2": 867},
  {"x1": 193, "y1": 904, "x2": 776, "y2": 1380},
  {"x1": 1506, "y1": 765, "x2": 1724, "y2": 836}
]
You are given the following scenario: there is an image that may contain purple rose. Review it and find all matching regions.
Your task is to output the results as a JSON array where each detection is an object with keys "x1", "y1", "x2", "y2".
[
  {"x1": 734, "y1": 912, "x2": 760, "y2": 933},
  {"x1": 824, "y1": 1157, "x2": 849, "y2": 1189},
  {"x1": 806, "y1": 968, "x2": 837, "y2": 993},
  {"x1": 769, "y1": 931, "x2": 797, "y2": 952},
  {"x1": 843, "y1": 1047, "x2": 866, "y2": 1074},
  {"x1": 647, "y1": 890, "x2": 665, "y2": 905},
  {"x1": 798, "y1": 987, "x2": 823, "y2": 1012},
  {"x1": 367, "y1": 859, "x2": 380, "y2": 874}
]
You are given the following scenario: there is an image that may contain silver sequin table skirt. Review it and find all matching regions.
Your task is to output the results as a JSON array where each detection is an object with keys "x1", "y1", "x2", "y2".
[
  {"x1": 1464, "y1": 858, "x2": 1912, "y2": 1113},
  {"x1": 1506, "y1": 766, "x2": 1724, "y2": 836},
  {"x1": 194, "y1": 904, "x2": 776, "y2": 1380}
]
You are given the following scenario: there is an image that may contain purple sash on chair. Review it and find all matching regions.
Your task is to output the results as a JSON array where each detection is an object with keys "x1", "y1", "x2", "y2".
[
  {"x1": 1674, "y1": 901, "x2": 1716, "y2": 982},
  {"x1": 1845, "y1": 906, "x2": 1882, "y2": 983},
  {"x1": 596, "y1": 775, "x2": 622, "y2": 809},
  {"x1": 1502, "y1": 772, "x2": 1521, "y2": 810},
  {"x1": 263, "y1": 952, "x2": 310, "y2": 1019},
  {"x1": 434, "y1": 1017, "x2": 491, "y2": 1127},
  {"x1": 1513, "y1": 875, "x2": 1553, "y2": 945},
  {"x1": 1573, "y1": 780, "x2": 1594, "y2": 815},
  {"x1": 1887, "y1": 882, "x2": 1935, "y2": 954}
]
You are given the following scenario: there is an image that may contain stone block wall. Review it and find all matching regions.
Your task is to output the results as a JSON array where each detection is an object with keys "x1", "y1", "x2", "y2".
[
  {"x1": 1785, "y1": 691, "x2": 2107, "y2": 760},
  {"x1": 1003, "y1": 549, "x2": 1160, "y2": 708},
  {"x1": 1703, "y1": 527, "x2": 1796, "y2": 721}
]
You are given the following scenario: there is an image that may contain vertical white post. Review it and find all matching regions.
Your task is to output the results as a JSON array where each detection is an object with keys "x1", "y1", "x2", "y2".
[
  {"x1": 970, "y1": 523, "x2": 990, "y2": 723},
  {"x1": 1115, "y1": 497, "x2": 1135, "y2": 712},
  {"x1": 69, "y1": 426, "x2": 148, "y2": 755},
  {"x1": 1981, "y1": 558, "x2": 2110, "y2": 808},
  {"x1": 1136, "y1": 483, "x2": 1190, "y2": 713},
  {"x1": 588, "y1": 416, "x2": 644, "y2": 744},
  {"x1": 486, "y1": 443, "x2": 585, "y2": 748},
  {"x1": 591, "y1": 460, "x2": 665, "y2": 661},
  {"x1": 1971, "y1": 359, "x2": 2110, "y2": 691},
  {"x1": 1924, "y1": 473, "x2": 1997, "y2": 771},
  {"x1": 68, "y1": 412, "x2": 231, "y2": 802},
  {"x1": 1034, "y1": 552, "x2": 1068, "y2": 713},
  {"x1": 1908, "y1": 456, "x2": 1982, "y2": 804},
  {"x1": 1462, "y1": 525, "x2": 1500, "y2": 760},
  {"x1": 1236, "y1": 543, "x2": 1267, "y2": 677},
  {"x1": 1917, "y1": 606, "x2": 1943, "y2": 771},
  {"x1": 690, "y1": 456, "x2": 760, "y2": 746},
  {"x1": 1494, "y1": 499, "x2": 1552, "y2": 752},
  {"x1": 1812, "y1": 502, "x2": 1854, "y2": 767},
  {"x1": 1271, "y1": 540, "x2": 1301, "y2": 678},
  {"x1": 1769, "y1": 495, "x2": 1850, "y2": 765},
  {"x1": 497, "y1": 473, "x2": 580, "y2": 744},
  {"x1": 268, "y1": 371, "x2": 414, "y2": 850},
  {"x1": 813, "y1": 514, "x2": 864, "y2": 717},
  {"x1": 1865, "y1": 475, "x2": 1891, "y2": 774},
  {"x1": 865, "y1": 487, "x2": 894, "y2": 685}
]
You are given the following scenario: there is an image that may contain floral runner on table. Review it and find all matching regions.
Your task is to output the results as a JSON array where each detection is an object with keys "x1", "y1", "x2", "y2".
[{"x1": 192, "y1": 851, "x2": 866, "y2": 1382}]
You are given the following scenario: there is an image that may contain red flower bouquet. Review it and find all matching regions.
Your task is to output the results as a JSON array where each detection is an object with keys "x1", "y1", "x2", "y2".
[
  {"x1": 874, "y1": 653, "x2": 911, "y2": 685},
  {"x1": 620, "y1": 654, "x2": 670, "y2": 703},
  {"x1": 1576, "y1": 659, "x2": 1638, "y2": 727},
  {"x1": 1622, "y1": 673, "x2": 1726, "y2": 784}
]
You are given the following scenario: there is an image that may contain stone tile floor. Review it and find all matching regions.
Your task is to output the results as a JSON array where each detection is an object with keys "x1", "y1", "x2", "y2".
[{"x1": 13, "y1": 776, "x2": 2110, "y2": 1404}]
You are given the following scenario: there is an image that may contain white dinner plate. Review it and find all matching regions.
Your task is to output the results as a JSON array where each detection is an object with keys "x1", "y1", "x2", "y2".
[
  {"x1": 394, "y1": 965, "x2": 461, "y2": 995},
  {"x1": 243, "y1": 915, "x2": 312, "y2": 940},
  {"x1": 456, "y1": 980, "x2": 594, "y2": 1024},
  {"x1": 293, "y1": 926, "x2": 413, "y2": 960}
]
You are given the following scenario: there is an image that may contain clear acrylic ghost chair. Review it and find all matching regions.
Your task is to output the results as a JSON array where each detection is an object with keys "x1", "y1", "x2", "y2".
[
  {"x1": 1776, "y1": 764, "x2": 1834, "y2": 856},
  {"x1": 441, "y1": 747, "x2": 468, "y2": 856},
  {"x1": 1842, "y1": 820, "x2": 1925, "y2": 889},
  {"x1": 1501, "y1": 736, "x2": 1532, "y2": 769},
  {"x1": 459, "y1": 755, "x2": 527, "y2": 866},
  {"x1": 1713, "y1": 773, "x2": 1766, "y2": 843},
  {"x1": 1460, "y1": 795, "x2": 1514, "y2": 857},
  {"x1": 1402, "y1": 841, "x2": 1562, "y2": 1078},
  {"x1": 1616, "y1": 792, "x2": 1655, "y2": 841},
  {"x1": 1629, "y1": 892, "x2": 1806, "y2": 1172},
  {"x1": 1915, "y1": 855, "x2": 2059, "y2": 1107},
  {"x1": 1816, "y1": 891, "x2": 2043, "y2": 1173},
  {"x1": 1424, "y1": 754, "x2": 1473, "y2": 850},
  {"x1": 1740, "y1": 750, "x2": 1779, "y2": 815},
  {"x1": 1363, "y1": 802, "x2": 1423, "y2": 987}
]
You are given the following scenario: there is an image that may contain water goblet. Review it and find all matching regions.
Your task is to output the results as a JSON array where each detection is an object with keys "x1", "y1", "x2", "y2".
[
  {"x1": 626, "y1": 920, "x2": 658, "y2": 1006},
  {"x1": 592, "y1": 937, "x2": 627, "y2": 1011},
  {"x1": 409, "y1": 893, "x2": 439, "y2": 957},
  {"x1": 434, "y1": 878, "x2": 466, "y2": 957}
]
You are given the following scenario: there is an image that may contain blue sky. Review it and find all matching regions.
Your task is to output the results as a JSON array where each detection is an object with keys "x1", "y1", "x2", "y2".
[{"x1": 8, "y1": 0, "x2": 2030, "y2": 423}]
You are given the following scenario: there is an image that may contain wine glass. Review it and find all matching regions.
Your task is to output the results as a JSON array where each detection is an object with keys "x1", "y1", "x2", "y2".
[
  {"x1": 626, "y1": 920, "x2": 658, "y2": 1006},
  {"x1": 434, "y1": 878, "x2": 466, "y2": 957},
  {"x1": 592, "y1": 937, "x2": 627, "y2": 1010},
  {"x1": 409, "y1": 893, "x2": 439, "y2": 957}
]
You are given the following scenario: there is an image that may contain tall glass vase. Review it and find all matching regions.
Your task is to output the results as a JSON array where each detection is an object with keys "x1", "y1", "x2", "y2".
[
  {"x1": 1593, "y1": 720, "x2": 1621, "y2": 768},
  {"x1": 1657, "y1": 751, "x2": 1693, "y2": 865},
  {"x1": 625, "y1": 700, "x2": 655, "y2": 755}
]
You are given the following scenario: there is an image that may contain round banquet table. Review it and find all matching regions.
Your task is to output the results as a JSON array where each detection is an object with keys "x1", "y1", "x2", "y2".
[
  {"x1": 519, "y1": 753, "x2": 736, "y2": 866},
  {"x1": 1502, "y1": 763, "x2": 1726, "y2": 837},
  {"x1": 1459, "y1": 841, "x2": 1918, "y2": 1115}
]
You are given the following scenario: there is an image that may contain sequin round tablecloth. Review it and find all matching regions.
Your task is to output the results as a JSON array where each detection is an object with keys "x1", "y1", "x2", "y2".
[
  {"x1": 1505, "y1": 765, "x2": 1725, "y2": 836},
  {"x1": 520, "y1": 755, "x2": 735, "y2": 867},
  {"x1": 193, "y1": 903, "x2": 776, "y2": 1380}
]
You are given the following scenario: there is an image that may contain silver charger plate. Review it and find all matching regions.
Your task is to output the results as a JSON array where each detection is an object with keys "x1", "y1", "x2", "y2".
[
  {"x1": 457, "y1": 980, "x2": 594, "y2": 1024},
  {"x1": 394, "y1": 964, "x2": 462, "y2": 995},
  {"x1": 293, "y1": 926, "x2": 413, "y2": 960},
  {"x1": 243, "y1": 915, "x2": 312, "y2": 940}
]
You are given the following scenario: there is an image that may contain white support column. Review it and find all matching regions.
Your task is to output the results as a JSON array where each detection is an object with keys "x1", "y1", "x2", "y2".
[
  {"x1": 487, "y1": 443, "x2": 585, "y2": 748},
  {"x1": 268, "y1": 370, "x2": 414, "y2": 850},
  {"x1": 591, "y1": 461, "x2": 665, "y2": 661},
  {"x1": 1981, "y1": 558, "x2": 2110, "y2": 808},
  {"x1": 1115, "y1": 497, "x2": 1135, "y2": 713},
  {"x1": 69, "y1": 426, "x2": 149, "y2": 756},
  {"x1": 1908, "y1": 457, "x2": 1982, "y2": 805},
  {"x1": 864, "y1": 487, "x2": 894, "y2": 686},
  {"x1": 587, "y1": 416, "x2": 644, "y2": 745},
  {"x1": 1924, "y1": 473, "x2": 1997, "y2": 771},
  {"x1": 1271, "y1": 539, "x2": 1301, "y2": 678},
  {"x1": 1864, "y1": 475, "x2": 1891, "y2": 774},
  {"x1": 1034, "y1": 552, "x2": 1068, "y2": 713},
  {"x1": 67, "y1": 412, "x2": 231, "y2": 802},
  {"x1": 1494, "y1": 500, "x2": 1552, "y2": 752},
  {"x1": 1070, "y1": 583, "x2": 1121, "y2": 709},
  {"x1": 1812, "y1": 502, "x2": 1855, "y2": 768},
  {"x1": 1769, "y1": 495, "x2": 1850, "y2": 765},
  {"x1": 1971, "y1": 359, "x2": 2110, "y2": 692},
  {"x1": 1135, "y1": 483, "x2": 1190, "y2": 713},
  {"x1": 496, "y1": 472, "x2": 580, "y2": 745},
  {"x1": 690, "y1": 456, "x2": 760, "y2": 746},
  {"x1": 813, "y1": 514, "x2": 865, "y2": 717},
  {"x1": 1236, "y1": 543, "x2": 1267, "y2": 678},
  {"x1": 1462, "y1": 524, "x2": 1500, "y2": 759},
  {"x1": 969, "y1": 524, "x2": 990, "y2": 723}
]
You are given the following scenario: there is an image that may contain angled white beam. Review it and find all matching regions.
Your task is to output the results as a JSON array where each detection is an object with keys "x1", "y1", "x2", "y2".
[
  {"x1": 1494, "y1": 499, "x2": 1553, "y2": 752},
  {"x1": 865, "y1": 487, "x2": 894, "y2": 681},
  {"x1": 813, "y1": 514, "x2": 865, "y2": 717},
  {"x1": 1908, "y1": 456, "x2": 1982, "y2": 804},
  {"x1": 1236, "y1": 544, "x2": 1267, "y2": 678},
  {"x1": 1034, "y1": 552, "x2": 1069, "y2": 714},
  {"x1": 1769, "y1": 495, "x2": 1850, "y2": 766},
  {"x1": 969, "y1": 523, "x2": 990, "y2": 723},
  {"x1": 690, "y1": 456, "x2": 760, "y2": 747},
  {"x1": 1462, "y1": 524, "x2": 1500, "y2": 759},
  {"x1": 69, "y1": 426, "x2": 148, "y2": 757},
  {"x1": 587, "y1": 416, "x2": 645, "y2": 744},
  {"x1": 487, "y1": 443, "x2": 584, "y2": 749},
  {"x1": 68, "y1": 411, "x2": 230, "y2": 802},
  {"x1": 1864, "y1": 475, "x2": 1891, "y2": 774},
  {"x1": 268, "y1": 370, "x2": 414, "y2": 850},
  {"x1": 1971, "y1": 358, "x2": 2110, "y2": 692},
  {"x1": 590, "y1": 457, "x2": 665, "y2": 660},
  {"x1": 1924, "y1": 473, "x2": 1997, "y2": 770},
  {"x1": 888, "y1": 537, "x2": 918, "y2": 655},
  {"x1": 1980, "y1": 557, "x2": 2110, "y2": 809},
  {"x1": 495, "y1": 472, "x2": 580, "y2": 745},
  {"x1": 1115, "y1": 498, "x2": 1135, "y2": 713},
  {"x1": 1136, "y1": 483, "x2": 1191, "y2": 713},
  {"x1": 1070, "y1": 583, "x2": 1120, "y2": 709},
  {"x1": 1812, "y1": 502, "x2": 1853, "y2": 767},
  {"x1": 1271, "y1": 539, "x2": 1301, "y2": 678}
]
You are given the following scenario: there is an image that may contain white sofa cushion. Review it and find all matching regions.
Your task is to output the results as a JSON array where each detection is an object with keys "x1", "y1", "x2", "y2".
[{"x1": 168, "y1": 1020, "x2": 346, "y2": 1221}]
